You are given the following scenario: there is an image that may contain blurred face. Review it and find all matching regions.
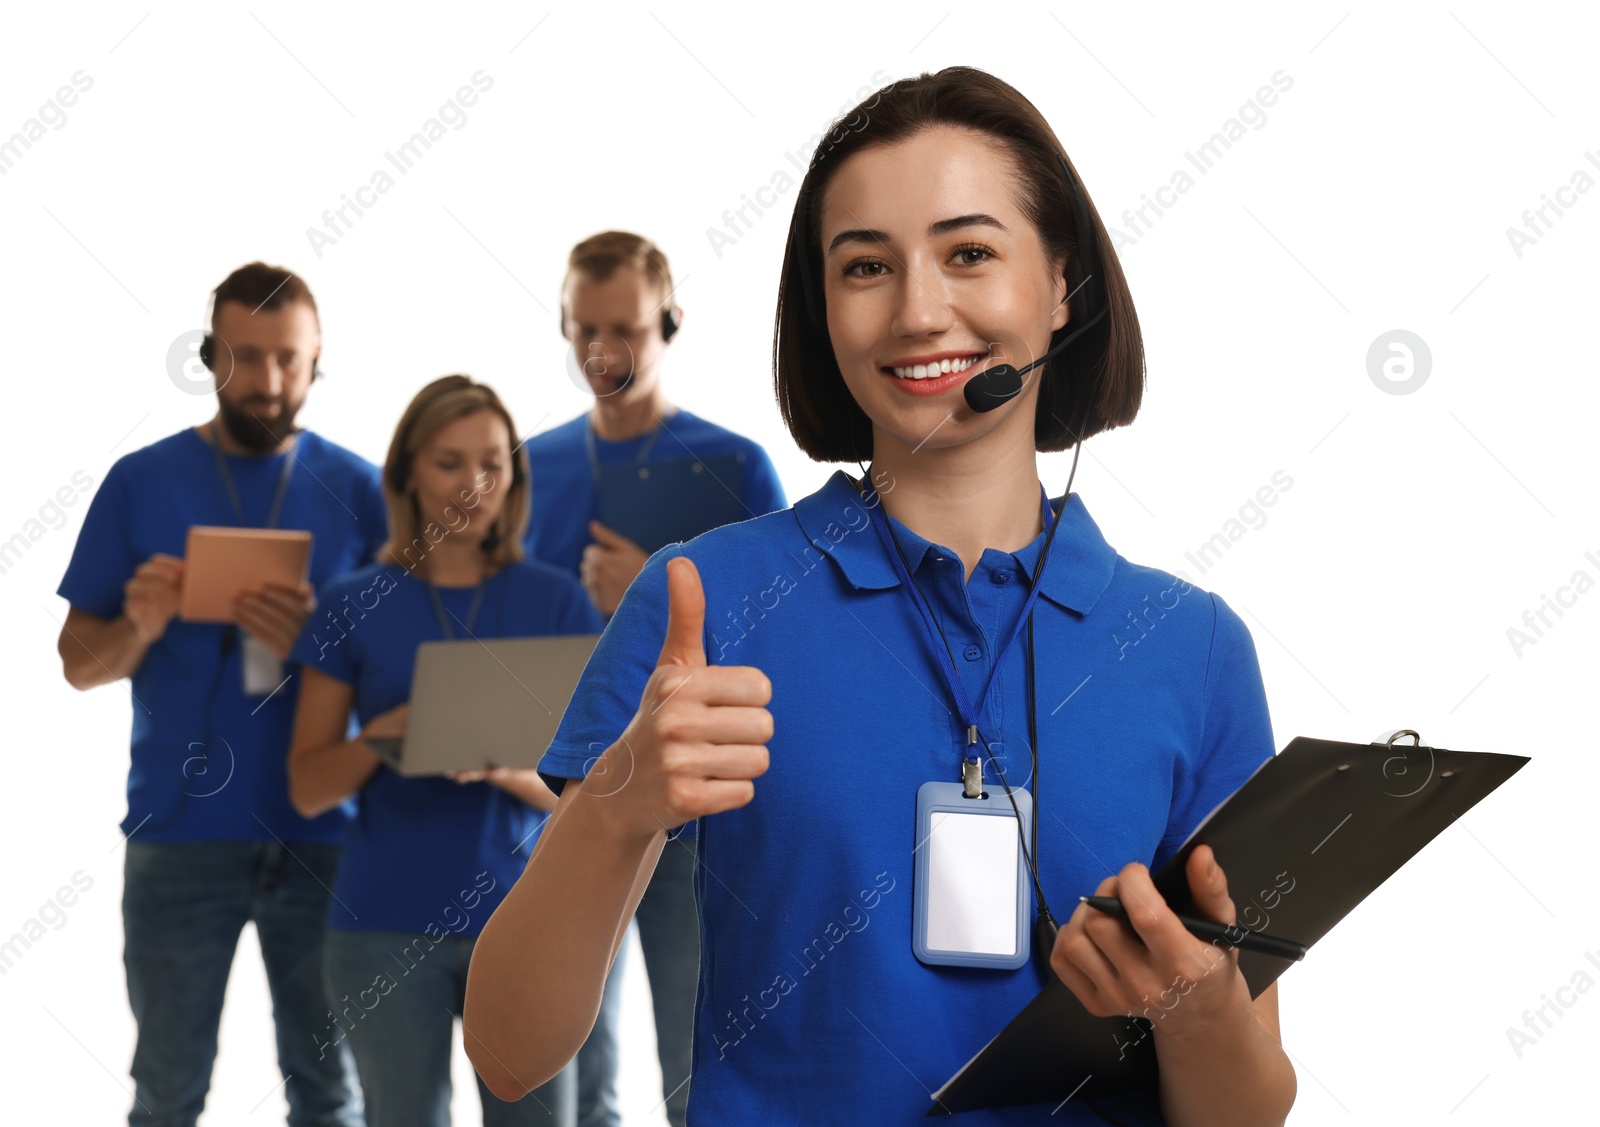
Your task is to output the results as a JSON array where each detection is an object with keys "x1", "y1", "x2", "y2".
[
  {"x1": 210, "y1": 299, "x2": 320, "y2": 452},
  {"x1": 562, "y1": 264, "x2": 673, "y2": 404},
  {"x1": 820, "y1": 126, "x2": 1070, "y2": 456},
  {"x1": 406, "y1": 409, "x2": 512, "y2": 543}
]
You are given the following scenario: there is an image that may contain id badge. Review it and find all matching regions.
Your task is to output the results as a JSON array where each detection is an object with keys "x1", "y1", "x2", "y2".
[
  {"x1": 241, "y1": 632, "x2": 285, "y2": 696},
  {"x1": 912, "y1": 780, "x2": 1032, "y2": 969}
]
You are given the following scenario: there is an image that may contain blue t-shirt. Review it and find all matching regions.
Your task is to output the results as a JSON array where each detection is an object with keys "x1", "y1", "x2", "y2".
[
  {"x1": 521, "y1": 408, "x2": 787, "y2": 579},
  {"x1": 289, "y1": 559, "x2": 604, "y2": 935},
  {"x1": 538, "y1": 471, "x2": 1277, "y2": 1126},
  {"x1": 57, "y1": 426, "x2": 388, "y2": 844}
]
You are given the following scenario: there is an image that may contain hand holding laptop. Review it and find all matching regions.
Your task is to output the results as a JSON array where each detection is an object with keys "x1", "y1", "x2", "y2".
[
  {"x1": 446, "y1": 765, "x2": 561, "y2": 812},
  {"x1": 359, "y1": 702, "x2": 410, "y2": 752}
]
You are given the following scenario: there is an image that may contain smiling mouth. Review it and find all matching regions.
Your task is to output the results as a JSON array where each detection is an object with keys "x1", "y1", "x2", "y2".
[{"x1": 881, "y1": 354, "x2": 986, "y2": 381}]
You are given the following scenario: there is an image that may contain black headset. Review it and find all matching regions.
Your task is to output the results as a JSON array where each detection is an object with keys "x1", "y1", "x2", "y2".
[
  {"x1": 199, "y1": 285, "x2": 325, "y2": 382},
  {"x1": 559, "y1": 304, "x2": 681, "y2": 345}
]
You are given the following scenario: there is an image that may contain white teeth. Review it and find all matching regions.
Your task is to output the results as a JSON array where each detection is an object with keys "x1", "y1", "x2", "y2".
[{"x1": 890, "y1": 356, "x2": 978, "y2": 379}]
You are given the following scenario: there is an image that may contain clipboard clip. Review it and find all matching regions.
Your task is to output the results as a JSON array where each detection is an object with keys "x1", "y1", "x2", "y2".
[
  {"x1": 1375, "y1": 729, "x2": 1435, "y2": 798},
  {"x1": 1383, "y1": 729, "x2": 1424, "y2": 748}
]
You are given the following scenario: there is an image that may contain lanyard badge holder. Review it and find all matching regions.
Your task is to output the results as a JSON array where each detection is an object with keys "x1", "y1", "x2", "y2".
[
  {"x1": 864, "y1": 484, "x2": 1063, "y2": 971},
  {"x1": 914, "y1": 752, "x2": 1036, "y2": 969}
]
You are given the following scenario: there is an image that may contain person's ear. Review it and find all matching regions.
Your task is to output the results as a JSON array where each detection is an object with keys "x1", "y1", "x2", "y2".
[{"x1": 1050, "y1": 254, "x2": 1071, "y2": 332}]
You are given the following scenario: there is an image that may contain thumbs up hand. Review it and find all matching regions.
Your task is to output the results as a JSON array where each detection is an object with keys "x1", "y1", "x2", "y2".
[{"x1": 586, "y1": 556, "x2": 772, "y2": 840}]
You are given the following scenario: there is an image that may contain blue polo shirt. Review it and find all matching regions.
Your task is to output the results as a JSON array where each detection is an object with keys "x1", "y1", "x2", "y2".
[
  {"x1": 538, "y1": 470, "x2": 1277, "y2": 1126},
  {"x1": 289, "y1": 559, "x2": 604, "y2": 935},
  {"x1": 521, "y1": 409, "x2": 787, "y2": 578},
  {"x1": 57, "y1": 426, "x2": 388, "y2": 844}
]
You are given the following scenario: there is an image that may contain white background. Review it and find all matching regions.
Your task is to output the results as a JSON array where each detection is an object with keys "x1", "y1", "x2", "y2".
[{"x1": 2, "y1": 2, "x2": 1595, "y2": 1124}]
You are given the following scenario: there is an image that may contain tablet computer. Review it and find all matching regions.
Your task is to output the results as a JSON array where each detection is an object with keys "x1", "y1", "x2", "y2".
[{"x1": 179, "y1": 526, "x2": 313, "y2": 623}]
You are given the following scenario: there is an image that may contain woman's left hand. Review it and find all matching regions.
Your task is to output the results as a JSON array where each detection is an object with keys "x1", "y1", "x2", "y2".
[
  {"x1": 447, "y1": 764, "x2": 560, "y2": 811},
  {"x1": 1049, "y1": 845, "x2": 1253, "y2": 1041},
  {"x1": 449, "y1": 765, "x2": 515, "y2": 787}
]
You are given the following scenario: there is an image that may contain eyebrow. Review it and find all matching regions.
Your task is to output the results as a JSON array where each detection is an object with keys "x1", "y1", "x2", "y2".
[{"x1": 826, "y1": 213, "x2": 1009, "y2": 256}]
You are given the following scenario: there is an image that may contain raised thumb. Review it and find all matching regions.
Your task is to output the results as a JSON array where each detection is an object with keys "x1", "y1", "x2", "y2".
[{"x1": 656, "y1": 556, "x2": 707, "y2": 668}]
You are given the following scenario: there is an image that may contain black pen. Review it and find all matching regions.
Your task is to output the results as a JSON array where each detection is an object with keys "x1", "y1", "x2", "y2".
[{"x1": 1080, "y1": 896, "x2": 1307, "y2": 962}]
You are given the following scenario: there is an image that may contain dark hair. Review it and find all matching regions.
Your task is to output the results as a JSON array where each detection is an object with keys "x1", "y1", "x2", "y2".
[
  {"x1": 773, "y1": 66, "x2": 1144, "y2": 462},
  {"x1": 209, "y1": 261, "x2": 320, "y2": 329}
]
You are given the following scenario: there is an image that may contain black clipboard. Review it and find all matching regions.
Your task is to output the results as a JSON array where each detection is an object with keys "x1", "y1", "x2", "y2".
[
  {"x1": 595, "y1": 451, "x2": 749, "y2": 556},
  {"x1": 926, "y1": 731, "x2": 1529, "y2": 1116}
]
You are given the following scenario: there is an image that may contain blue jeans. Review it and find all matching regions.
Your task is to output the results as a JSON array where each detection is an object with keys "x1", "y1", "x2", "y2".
[
  {"x1": 576, "y1": 835, "x2": 699, "y2": 1127},
  {"x1": 323, "y1": 927, "x2": 576, "y2": 1127},
  {"x1": 121, "y1": 840, "x2": 361, "y2": 1127}
]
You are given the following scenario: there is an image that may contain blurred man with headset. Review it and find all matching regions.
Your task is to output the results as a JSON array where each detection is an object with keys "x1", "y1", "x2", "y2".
[
  {"x1": 519, "y1": 231, "x2": 787, "y2": 1127},
  {"x1": 56, "y1": 262, "x2": 387, "y2": 1127}
]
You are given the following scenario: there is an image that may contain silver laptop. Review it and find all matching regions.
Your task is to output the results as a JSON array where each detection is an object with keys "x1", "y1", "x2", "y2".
[{"x1": 364, "y1": 634, "x2": 601, "y2": 777}]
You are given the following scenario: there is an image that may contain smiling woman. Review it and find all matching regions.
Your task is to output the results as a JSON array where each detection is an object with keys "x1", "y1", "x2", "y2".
[
  {"x1": 465, "y1": 66, "x2": 1296, "y2": 1127},
  {"x1": 285, "y1": 374, "x2": 604, "y2": 1127}
]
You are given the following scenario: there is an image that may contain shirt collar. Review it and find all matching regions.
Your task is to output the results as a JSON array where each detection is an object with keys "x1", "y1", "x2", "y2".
[{"x1": 791, "y1": 470, "x2": 1118, "y2": 616}]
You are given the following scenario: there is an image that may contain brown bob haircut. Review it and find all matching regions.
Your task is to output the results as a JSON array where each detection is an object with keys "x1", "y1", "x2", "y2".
[
  {"x1": 376, "y1": 375, "x2": 531, "y2": 575},
  {"x1": 773, "y1": 66, "x2": 1144, "y2": 462}
]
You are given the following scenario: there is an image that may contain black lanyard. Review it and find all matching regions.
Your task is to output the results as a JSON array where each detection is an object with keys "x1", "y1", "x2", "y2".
[
  {"x1": 423, "y1": 578, "x2": 486, "y2": 640},
  {"x1": 209, "y1": 421, "x2": 297, "y2": 529}
]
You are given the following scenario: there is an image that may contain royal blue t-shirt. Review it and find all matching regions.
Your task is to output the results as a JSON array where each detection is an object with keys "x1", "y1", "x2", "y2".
[
  {"x1": 521, "y1": 408, "x2": 787, "y2": 579},
  {"x1": 57, "y1": 426, "x2": 388, "y2": 844},
  {"x1": 538, "y1": 471, "x2": 1277, "y2": 1126},
  {"x1": 289, "y1": 559, "x2": 604, "y2": 935}
]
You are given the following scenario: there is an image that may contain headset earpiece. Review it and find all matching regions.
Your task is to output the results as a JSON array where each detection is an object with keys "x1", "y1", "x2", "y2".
[
  {"x1": 558, "y1": 305, "x2": 680, "y2": 342},
  {"x1": 1054, "y1": 152, "x2": 1102, "y2": 331},
  {"x1": 198, "y1": 336, "x2": 321, "y2": 381},
  {"x1": 197, "y1": 285, "x2": 323, "y2": 381}
]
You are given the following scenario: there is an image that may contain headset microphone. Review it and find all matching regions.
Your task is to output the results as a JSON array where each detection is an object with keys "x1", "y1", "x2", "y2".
[
  {"x1": 961, "y1": 358, "x2": 1026, "y2": 413},
  {"x1": 962, "y1": 277, "x2": 1109, "y2": 415}
]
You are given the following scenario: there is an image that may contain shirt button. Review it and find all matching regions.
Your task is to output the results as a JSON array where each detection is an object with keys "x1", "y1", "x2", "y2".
[
  {"x1": 963, "y1": 643, "x2": 982, "y2": 661},
  {"x1": 992, "y1": 569, "x2": 1012, "y2": 585}
]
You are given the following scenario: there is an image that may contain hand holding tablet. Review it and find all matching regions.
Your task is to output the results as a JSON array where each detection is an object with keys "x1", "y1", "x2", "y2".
[{"x1": 178, "y1": 526, "x2": 313, "y2": 625}]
